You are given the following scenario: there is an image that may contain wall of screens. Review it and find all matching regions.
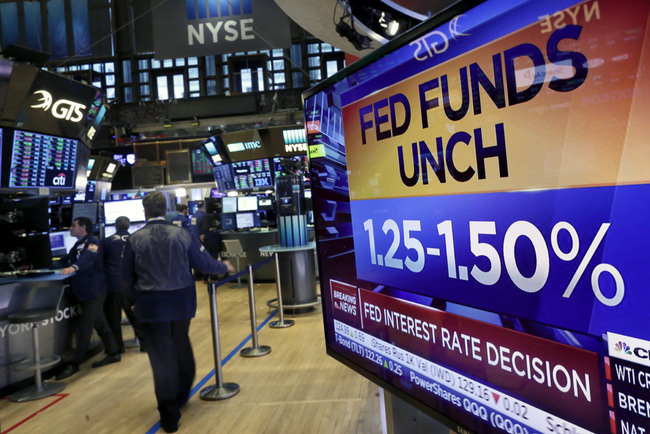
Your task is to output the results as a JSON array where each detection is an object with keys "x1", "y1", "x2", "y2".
[{"x1": 304, "y1": 0, "x2": 650, "y2": 433}]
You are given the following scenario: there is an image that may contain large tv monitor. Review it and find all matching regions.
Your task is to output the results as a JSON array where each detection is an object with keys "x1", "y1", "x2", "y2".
[
  {"x1": 303, "y1": 1, "x2": 650, "y2": 433},
  {"x1": 221, "y1": 197, "x2": 237, "y2": 214},
  {"x1": 235, "y1": 212, "x2": 260, "y2": 230},
  {"x1": 213, "y1": 163, "x2": 235, "y2": 192},
  {"x1": 237, "y1": 196, "x2": 258, "y2": 212},
  {"x1": 231, "y1": 159, "x2": 272, "y2": 190},
  {"x1": 190, "y1": 147, "x2": 214, "y2": 183},
  {"x1": 103, "y1": 199, "x2": 145, "y2": 225},
  {"x1": 5, "y1": 129, "x2": 79, "y2": 189},
  {"x1": 273, "y1": 155, "x2": 310, "y2": 184}
]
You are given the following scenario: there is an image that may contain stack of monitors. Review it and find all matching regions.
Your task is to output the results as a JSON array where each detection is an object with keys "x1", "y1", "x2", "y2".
[{"x1": 231, "y1": 159, "x2": 272, "y2": 190}]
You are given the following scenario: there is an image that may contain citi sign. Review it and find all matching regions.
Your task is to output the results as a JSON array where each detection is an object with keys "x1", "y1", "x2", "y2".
[
  {"x1": 52, "y1": 173, "x2": 67, "y2": 186},
  {"x1": 186, "y1": 0, "x2": 255, "y2": 46}
]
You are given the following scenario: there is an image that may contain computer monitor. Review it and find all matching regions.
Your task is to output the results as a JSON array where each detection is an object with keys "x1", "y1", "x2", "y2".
[
  {"x1": 49, "y1": 231, "x2": 78, "y2": 257},
  {"x1": 210, "y1": 188, "x2": 224, "y2": 198},
  {"x1": 104, "y1": 199, "x2": 146, "y2": 225},
  {"x1": 258, "y1": 197, "x2": 274, "y2": 210},
  {"x1": 237, "y1": 196, "x2": 258, "y2": 212},
  {"x1": 231, "y1": 159, "x2": 272, "y2": 190},
  {"x1": 72, "y1": 202, "x2": 99, "y2": 224},
  {"x1": 236, "y1": 212, "x2": 261, "y2": 230},
  {"x1": 222, "y1": 197, "x2": 237, "y2": 213},
  {"x1": 221, "y1": 213, "x2": 236, "y2": 231},
  {"x1": 104, "y1": 221, "x2": 146, "y2": 238}
]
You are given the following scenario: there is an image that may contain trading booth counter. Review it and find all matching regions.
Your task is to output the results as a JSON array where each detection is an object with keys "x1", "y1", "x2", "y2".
[
  {"x1": 220, "y1": 230, "x2": 280, "y2": 281},
  {"x1": 0, "y1": 272, "x2": 74, "y2": 394}
]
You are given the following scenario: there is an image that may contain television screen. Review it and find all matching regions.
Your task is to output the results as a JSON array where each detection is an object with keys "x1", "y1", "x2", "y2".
[
  {"x1": 237, "y1": 196, "x2": 258, "y2": 212},
  {"x1": 304, "y1": 1, "x2": 650, "y2": 433},
  {"x1": 103, "y1": 199, "x2": 145, "y2": 225},
  {"x1": 191, "y1": 148, "x2": 214, "y2": 183},
  {"x1": 235, "y1": 212, "x2": 260, "y2": 230},
  {"x1": 7, "y1": 130, "x2": 78, "y2": 189},
  {"x1": 221, "y1": 213, "x2": 236, "y2": 230},
  {"x1": 231, "y1": 159, "x2": 272, "y2": 190},
  {"x1": 273, "y1": 155, "x2": 310, "y2": 184},
  {"x1": 222, "y1": 197, "x2": 237, "y2": 214},
  {"x1": 213, "y1": 163, "x2": 235, "y2": 192},
  {"x1": 49, "y1": 230, "x2": 78, "y2": 257},
  {"x1": 72, "y1": 202, "x2": 98, "y2": 225}
]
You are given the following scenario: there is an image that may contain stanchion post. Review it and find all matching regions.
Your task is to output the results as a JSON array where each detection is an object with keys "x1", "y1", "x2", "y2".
[
  {"x1": 240, "y1": 265, "x2": 271, "y2": 357},
  {"x1": 269, "y1": 252, "x2": 295, "y2": 328},
  {"x1": 200, "y1": 282, "x2": 240, "y2": 400}
]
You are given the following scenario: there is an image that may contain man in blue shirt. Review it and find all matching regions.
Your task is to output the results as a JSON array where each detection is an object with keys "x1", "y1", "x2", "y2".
[
  {"x1": 121, "y1": 192, "x2": 234, "y2": 433},
  {"x1": 189, "y1": 200, "x2": 205, "y2": 241},
  {"x1": 171, "y1": 204, "x2": 190, "y2": 231},
  {"x1": 102, "y1": 216, "x2": 144, "y2": 353},
  {"x1": 56, "y1": 217, "x2": 121, "y2": 380}
]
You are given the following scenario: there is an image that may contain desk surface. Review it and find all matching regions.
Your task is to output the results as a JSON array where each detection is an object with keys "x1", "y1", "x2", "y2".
[
  {"x1": 259, "y1": 242, "x2": 316, "y2": 253},
  {"x1": 0, "y1": 269, "x2": 70, "y2": 285}
]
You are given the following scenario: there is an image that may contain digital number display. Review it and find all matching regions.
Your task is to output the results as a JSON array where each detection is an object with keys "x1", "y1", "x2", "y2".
[
  {"x1": 9, "y1": 130, "x2": 78, "y2": 188},
  {"x1": 232, "y1": 159, "x2": 272, "y2": 190}
]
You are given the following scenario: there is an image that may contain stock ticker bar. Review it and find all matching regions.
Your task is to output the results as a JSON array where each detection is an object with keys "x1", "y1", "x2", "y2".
[{"x1": 9, "y1": 130, "x2": 78, "y2": 189}]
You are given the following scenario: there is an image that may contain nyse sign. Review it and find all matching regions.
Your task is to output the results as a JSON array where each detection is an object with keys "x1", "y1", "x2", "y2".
[{"x1": 188, "y1": 19, "x2": 254, "y2": 45}]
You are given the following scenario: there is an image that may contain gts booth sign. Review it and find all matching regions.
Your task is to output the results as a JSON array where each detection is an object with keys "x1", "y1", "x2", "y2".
[{"x1": 152, "y1": 0, "x2": 291, "y2": 59}]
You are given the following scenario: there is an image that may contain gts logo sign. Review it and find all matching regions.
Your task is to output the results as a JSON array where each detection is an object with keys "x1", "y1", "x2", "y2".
[{"x1": 31, "y1": 90, "x2": 87, "y2": 122}]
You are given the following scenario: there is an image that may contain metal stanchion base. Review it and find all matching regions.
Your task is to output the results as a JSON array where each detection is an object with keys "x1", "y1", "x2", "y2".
[
  {"x1": 124, "y1": 337, "x2": 140, "y2": 349},
  {"x1": 269, "y1": 319, "x2": 295, "y2": 328},
  {"x1": 10, "y1": 381, "x2": 66, "y2": 402},
  {"x1": 240, "y1": 345, "x2": 271, "y2": 357},
  {"x1": 200, "y1": 383, "x2": 240, "y2": 401}
]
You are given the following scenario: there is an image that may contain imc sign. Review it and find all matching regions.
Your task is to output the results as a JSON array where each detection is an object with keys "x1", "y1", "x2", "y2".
[{"x1": 152, "y1": 0, "x2": 291, "y2": 59}]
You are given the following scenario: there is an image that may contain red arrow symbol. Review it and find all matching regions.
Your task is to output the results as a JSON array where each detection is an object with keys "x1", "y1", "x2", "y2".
[{"x1": 492, "y1": 392, "x2": 500, "y2": 403}]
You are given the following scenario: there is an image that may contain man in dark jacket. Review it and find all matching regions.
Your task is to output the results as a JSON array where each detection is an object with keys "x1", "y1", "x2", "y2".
[
  {"x1": 56, "y1": 217, "x2": 121, "y2": 380},
  {"x1": 171, "y1": 204, "x2": 190, "y2": 231},
  {"x1": 189, "y1": 200, "x2": 205, "y2": 241},
  {"x1": 102, "y1": 216, "x2": 144, "y2": 352},
  {"x1": 121, "y1": 192, "x2": 234, "y2": 433}
]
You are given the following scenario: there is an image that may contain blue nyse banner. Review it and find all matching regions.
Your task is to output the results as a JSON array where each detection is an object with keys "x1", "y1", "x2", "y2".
[{"x1": 152, "y1": 0, "x2": 291, "y2": 59}]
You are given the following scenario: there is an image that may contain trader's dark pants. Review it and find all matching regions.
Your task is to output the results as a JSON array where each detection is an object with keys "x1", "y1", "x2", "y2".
[
  {"x1": 72, "y1": 296, "x2": 120, "y2": 365},
  {"x1": 103, "y1": 292, "x2": 124, "y2": 351},
  {"x1": 122, "y1": 293, "x2": 145, "y2": 346},
  {"x1": 140, "y1": 320, "x2": 195, "y2": 429}
]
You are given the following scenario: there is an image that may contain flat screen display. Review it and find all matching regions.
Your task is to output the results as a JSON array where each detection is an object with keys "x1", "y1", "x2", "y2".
[
  {"x1": 191, "y1": 148, "x2": 212, "y2": 175},
  {"x1": 104, "y1": 199, "x2": 145, "y2": 225},
  {"x1": 221, "y1": 213, "x2": 236, "y2": 230},
  {"x1": 235, "y1": 212, "x2": 260, "y2": 230},
  {"x1": 231, "y1": 159, "x2": 272, "y2": 190},
  {"x1": 237, "y1": 196, "x2": 258, "y2": 212},
  {"x1": 49, "y1": 230, "x2": 77, "y2": 257},
  {"x1": 222, "y1": 197, "x2": 237, "y2": 213},
  {"x1": 72, "y1": 202, "x2": 98, "y2": 224},
  {"x1": 304, "y1": 1, "x2": 650, "y2": 433},
  {"x1": 213, "y1": 163, "x2": 235, "y2": 192},
  {"x1": 8, "y1": 130, "x2": 78, "y2": 188},
  {"x1": 103, "y1": 221, "x2": 146, "y2": 238},
  {"x1": 273, "y1": 155, "x2": 310, "y2": 184}
]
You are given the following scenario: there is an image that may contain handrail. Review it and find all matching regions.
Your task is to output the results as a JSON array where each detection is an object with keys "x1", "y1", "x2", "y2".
[{"x1": 208, "y1": 256, "x2": 275, "y2": 287}]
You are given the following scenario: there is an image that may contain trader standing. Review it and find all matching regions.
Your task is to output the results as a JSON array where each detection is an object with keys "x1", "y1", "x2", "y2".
[
  {"x1": 57, "y1": 217, "x2": 121, "y2": 380},
  {"x1": 102, "y1": 216, "x2": 144, "y2": 352},
  {"x1": 121, "y1": 192, "x2": 234, "y2": 433},
  {"x1": 171, "y1": 204, "x2": 190, "y2": 231},
  {"x1": 189, "y1": 200, "x2": 205, "y2": 242}
]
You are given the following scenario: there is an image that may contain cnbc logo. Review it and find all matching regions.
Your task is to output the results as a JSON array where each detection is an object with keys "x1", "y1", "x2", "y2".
[
  {"x1": 186, "y1": 0, "x2": 255, "y2": 46},
  {"x1": 608, "y1": 332, "x2": 650, "y2": 368},
  {"x1": 614, "y1": 342, "x2": 632, "y2": 355}
]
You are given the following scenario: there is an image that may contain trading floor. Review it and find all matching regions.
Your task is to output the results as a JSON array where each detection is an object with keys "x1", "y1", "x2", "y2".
[{"x1": 0, "y1": 282, "x2": 381, "y2": 434}]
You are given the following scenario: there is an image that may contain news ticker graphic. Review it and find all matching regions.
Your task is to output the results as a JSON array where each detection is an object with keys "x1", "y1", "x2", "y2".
[
  {"x1": 334, "y1": 319, "x2": 593, "y2": 434},
  {"x1": 329, "y1": 281, "x2": 604, "y2": 432},
  {"x1": 349, "y1": 183, "x2": 650, "y2": 341}
]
